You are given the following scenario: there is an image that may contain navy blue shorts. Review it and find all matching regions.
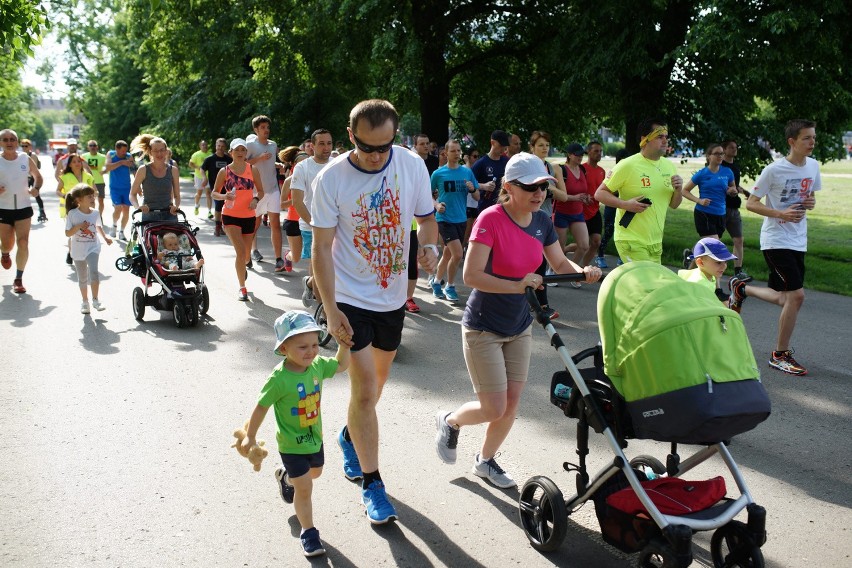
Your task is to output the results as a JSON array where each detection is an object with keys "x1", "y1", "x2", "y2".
[
  {"x1": 338, "y1": 302, "x2": 405, "y2": 352},
  {"x1": 279, "y1": 444, "x2": 325, "y2": 478}
]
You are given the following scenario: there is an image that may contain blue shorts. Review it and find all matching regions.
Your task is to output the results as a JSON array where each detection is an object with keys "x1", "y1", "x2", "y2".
[
  {"x1": 279, "y1": 444, "x2": 325, "y2": 478},
  {"x1": 301, "y1": 229, "x2": 313, "y2": 259},
  {"x1": 110, "y1": 187, "x2": 132, "y2": 207},
  {"x1": 553, "y1": 211, "x2": 585, "y2": 229}
]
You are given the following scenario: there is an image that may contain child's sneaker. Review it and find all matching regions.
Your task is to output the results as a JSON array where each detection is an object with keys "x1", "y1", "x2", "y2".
[
  {"x1": 92, "y1": 299, "x2": 105, "y2": 311},
  {"x1": 443, "y1": 284, "x2": 459, "y2": 302},
  {"x1": 727, "y1": 276, "x2": 748, "y2": 313},
  {"x1": 300, "y1": 527, "x2": 326, "y2": 557},
  {"x1": 471, "y1": 453, "x2": 516, "y2": 488},
  {"x1": 337, "y1": 428, "x2": 362, "y2": 480},
  {"x1": 362, "y1": 480, "x2": 398, "y2": 524},
  {"x1": 769, "y1": 349, "x2": 807, "y2": 376},
  {"x1": 81, "y1": 302, "x2": 91, "y2": 314},
  {"x1": 274, "y1": 466, "x2": 295, "y2": 504}
]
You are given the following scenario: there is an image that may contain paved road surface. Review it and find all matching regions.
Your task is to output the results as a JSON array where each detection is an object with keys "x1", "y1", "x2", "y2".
[{"x1": 2, "y1": 160, "x2": 850, "y2": 567}]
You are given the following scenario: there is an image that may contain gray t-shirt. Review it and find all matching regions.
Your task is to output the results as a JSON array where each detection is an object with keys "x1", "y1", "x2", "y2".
[{"x1": 246, "y1": 138, "x2": 279, "y2": 196}]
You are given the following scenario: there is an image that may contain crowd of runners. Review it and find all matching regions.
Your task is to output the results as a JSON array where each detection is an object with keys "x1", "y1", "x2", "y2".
[{"x1": 0, "y1": 106, "x2": 820, "y2": 556}]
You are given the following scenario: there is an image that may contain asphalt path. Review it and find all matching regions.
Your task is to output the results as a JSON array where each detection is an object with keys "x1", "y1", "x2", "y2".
[{"x1": 2, "y1": 160, "x2": 850, "y2": 567}]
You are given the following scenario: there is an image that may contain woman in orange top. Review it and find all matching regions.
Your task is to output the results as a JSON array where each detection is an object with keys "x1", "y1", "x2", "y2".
[
  {"x1": 277, "y1": 146, "x2": 308, "y2": 273},
  {"x1": 213, "y1": 138, "x2": 265, "y2": 301}
]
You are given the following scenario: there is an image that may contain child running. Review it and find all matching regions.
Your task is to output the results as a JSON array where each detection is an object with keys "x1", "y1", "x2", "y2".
[
  {"x1": 240, "y1": 310, "x2": 350, "y2": 557},
  {"x1": 64, "y1": 184, "x2": 113, "y2": 314},
  {"x1": 678, "y1": 237, "x2": 738, "y2": 305}
]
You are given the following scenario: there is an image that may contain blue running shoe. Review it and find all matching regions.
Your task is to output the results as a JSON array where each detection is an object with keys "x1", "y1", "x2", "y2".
[
  {"x1": 429, "y1": 276, "x2": 446, "y2": 300},
  {"x1": 594, "y1": 255, "x2": 608, "y2": 268},
  {"x1": 443, "y1": 285, "x2": 459, "y2": 301},
  {"x1": 300, "y1": 527, "x2": 326, "y2": 557},
  {"x1": 362, "y1": 480, "x2": 398, "y2": 524},
  {"x1": 337, "y1": 428, "x2": 362, "y2": 480}
]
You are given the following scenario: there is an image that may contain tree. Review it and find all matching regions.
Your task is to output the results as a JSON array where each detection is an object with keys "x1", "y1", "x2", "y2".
[
  {"x1": 0, "y1": 0, "x2": 49, "y2": 63},
  {"x1": 0, "y1": 57, "x2": 43, "y2": 139}
]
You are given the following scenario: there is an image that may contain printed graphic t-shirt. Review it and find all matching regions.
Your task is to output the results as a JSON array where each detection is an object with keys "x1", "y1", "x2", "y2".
[
  {"x1": 258, "y1": 356, "x2": 339, "y2": 454},
  {"x1": 752, "y1": 157, "x2": 821, "y2": 252},
  {"x1": 431, "y1": 163, "x2": 479, "y2": 224},
  {"x1": 311, "y1": 147, "x2": 435, "y2": 312},
  {"x1": 65, "y1": 208, "x2": 102, "y2": 261}
]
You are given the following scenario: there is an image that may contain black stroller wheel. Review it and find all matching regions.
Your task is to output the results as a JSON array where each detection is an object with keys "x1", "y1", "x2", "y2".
[
  {"x1": 116, "y1": 256, "x2": 133, "y2": 271},
  {"x1": 314, "y1": 303, "x2": 333, "y2": 347},
  {"x1": 638, "y1": 537, "x2": 681, "y2": 567},
  {"x1": 630, "y1": 455, "x2": 666, "y2": 477},
  {"x1": 132, "y1": 287, "x2": 145, "y2": 321},
  {"x1": 711, "y1": 521, "x2": 764, "y2": 568},
  {"x1": 187, "y1": 299, "x2": 199, "y2": 327},
  {"x1": 173, "y1": 300, "x2": 187, "y2": 328},
  {"x1": 518, "y1": 475, "x2": 567, "y2": 552},
  {"x1": 199, "y1": 286, "x2": 210, "y2": 315}
]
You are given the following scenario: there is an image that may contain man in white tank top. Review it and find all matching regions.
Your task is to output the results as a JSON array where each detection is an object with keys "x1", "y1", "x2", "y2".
[{"x1": 0, "y1": 129, "x2": 43, "y2": 294}]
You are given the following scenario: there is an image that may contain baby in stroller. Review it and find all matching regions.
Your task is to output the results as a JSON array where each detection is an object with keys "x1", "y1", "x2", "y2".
[{"x1": 157, "y1": 231, "x2": 204, "y2": 271}]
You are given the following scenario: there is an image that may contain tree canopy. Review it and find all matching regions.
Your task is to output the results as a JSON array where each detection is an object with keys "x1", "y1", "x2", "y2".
[{"x1": 37, "y1": 0, "x2": 850, "y2": 171}]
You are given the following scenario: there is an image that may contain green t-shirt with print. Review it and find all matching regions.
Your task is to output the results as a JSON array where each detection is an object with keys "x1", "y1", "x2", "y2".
[
  {"x1": 83, "y1": 152, "x2": 107, "y2": 184},
  {"x1": 605, "y1": 153, "x2": 677, "y2": 246},
  {"x1": 258, "y1": 356, "x2": 339, "y2": 454},
  {"x1": 190, "y1": 150, "x2": 212, "y2": 179}
]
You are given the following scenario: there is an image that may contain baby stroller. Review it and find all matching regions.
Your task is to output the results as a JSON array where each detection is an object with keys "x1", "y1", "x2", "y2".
[
  {"x1": 115, "y1": 209, "x2": 209, "y2": 328},
  {"x1": 518, "y1": 263, "x2": 770, "y2": 567}
]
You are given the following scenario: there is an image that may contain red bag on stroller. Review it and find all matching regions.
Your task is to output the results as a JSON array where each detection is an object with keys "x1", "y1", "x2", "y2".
[{"x1": 607, "y1": 476, "x2": 727, "y2": 516}]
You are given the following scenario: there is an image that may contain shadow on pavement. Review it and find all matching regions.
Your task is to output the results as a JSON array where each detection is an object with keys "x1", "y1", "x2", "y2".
[
  {"x1": 0, "y1": 287, "x2": 57, "y2": 327},
  {"x1": 80, "y1": 316, "x2": 120, "y2": 354}
]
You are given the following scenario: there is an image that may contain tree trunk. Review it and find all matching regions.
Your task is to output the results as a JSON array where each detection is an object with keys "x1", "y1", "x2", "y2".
[{"x1": 411, "y1": 0, "x2": 450, "y2": 143}]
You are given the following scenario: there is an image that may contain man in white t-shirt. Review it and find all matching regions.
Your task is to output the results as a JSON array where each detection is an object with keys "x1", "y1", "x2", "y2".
[
  {"x1": 291, "y1": 129, "x2": 333, "y2": 302},
  {"x1": 311, "y1": 99, "x2": 438, "y2": 525},
  {"x1": 246, "y1": 116, "x2": 281, "y2": 268},
  {"x1": 730, "y1": 119, "x2": 820, "y2": 376}
]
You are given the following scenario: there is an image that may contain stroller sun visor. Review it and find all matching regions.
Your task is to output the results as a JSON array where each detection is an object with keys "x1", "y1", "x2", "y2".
[{"x1": 596, "y1": 262, "x2": 770, "y2": 444}]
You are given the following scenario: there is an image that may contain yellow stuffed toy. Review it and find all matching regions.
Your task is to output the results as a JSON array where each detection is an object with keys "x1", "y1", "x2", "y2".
[{"x1": 232, "y1": 421, "x2": 269, "y2": 472}]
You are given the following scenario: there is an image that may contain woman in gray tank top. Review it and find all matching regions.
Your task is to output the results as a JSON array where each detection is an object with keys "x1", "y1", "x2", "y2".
[{"x1": 130, "y1": 134, "x2": 180, "y2": 222}]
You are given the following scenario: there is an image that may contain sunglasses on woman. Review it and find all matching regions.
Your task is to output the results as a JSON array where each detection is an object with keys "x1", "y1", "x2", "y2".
[{"x1": 511, "y1": 180, "x2": 549, "y2": 192}]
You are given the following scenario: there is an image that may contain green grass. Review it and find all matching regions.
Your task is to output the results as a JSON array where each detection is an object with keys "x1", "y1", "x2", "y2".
[{"x1": 593, "y1": 157, "x2": 852, "y2": 296}]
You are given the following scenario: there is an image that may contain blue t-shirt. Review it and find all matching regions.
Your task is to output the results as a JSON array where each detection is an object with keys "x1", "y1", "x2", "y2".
[
  {"x1": 107, "y1": 150, "x2": 132, "y2": 192},
  {"x1": 462, "y1": 205, "x2": 558, "y2": 336},
  {"x1": 471, "y1": 154, "x2": 508, "y2": 213},
  {"x1": 691, "y1": 166, "x2": 734, "y2": 216},
  {"x1": 431, "y1": 164, "x2": 479, "y2": 223}
]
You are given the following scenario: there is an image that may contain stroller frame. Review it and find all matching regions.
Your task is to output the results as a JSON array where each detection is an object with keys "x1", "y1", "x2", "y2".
[{"x1": 518, "y1": 274, "x2": 767, "y2": 567}]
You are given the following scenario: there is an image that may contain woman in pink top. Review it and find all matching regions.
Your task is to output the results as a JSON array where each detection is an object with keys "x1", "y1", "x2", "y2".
[{"x1": 213, "y1": 138, "x2": 265, "y2": 301}]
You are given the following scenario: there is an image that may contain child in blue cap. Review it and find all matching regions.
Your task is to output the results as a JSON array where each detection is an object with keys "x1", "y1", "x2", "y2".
[
  {"x1": 678, "y1": 237, "x2": 739, "y2": 304},
  {"x1": 241, "y1": 310, "x2": 350, "y2": 557}
]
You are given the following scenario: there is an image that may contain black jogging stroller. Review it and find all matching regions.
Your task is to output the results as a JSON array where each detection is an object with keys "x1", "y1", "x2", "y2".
[
  {"x1": 518, "y1": 263, "x2": 771, "y2": 567},
  {"x1": 115, "y1": 209, "x2": 209, "y2": 327}
]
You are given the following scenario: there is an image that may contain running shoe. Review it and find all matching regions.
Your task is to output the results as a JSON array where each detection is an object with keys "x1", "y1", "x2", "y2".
[
  {"x1": 682, "y1": 247, "x2": 692, "y2": 269},
  {"x1": 429, "y1": 276, "x2": 446, "y2": 300},
  {"x1": 274, "y1": 466, "x2": 295, "y2": 504},
  {"x1": 299, "y1": 527, "x2": 326, "y2": 557},
  {"x1": 541, "y1": 306, "x2": 559, "y2": 320},
  {"x1": 616, "y1": 258, "x2": 624, "y2": 266},
  {"x1": 111, "y1": 226, "x2": 118, "y2": 238},
  {"x1": 1, "y1": 253, "x2": 10, "y2": 270},
  {"x1": 66, "y1": 252, "x2": 73, "y2": 265},
  {"x1": 734, "y1": 269, "x2": 753, "y2": 283},
  {"x1": 284, "y1": 255, "x2": 292, "y2": 272},
  {"x1": 301, "y1": 276, "x2": 314, "y2": 307},
  {"x1": 12, "y1": 279, "x2": 26, "y2": 294},
  {"x1": 81, "y1": 301, "x2": 90, "y2": 314},
  {"x1": 727, "y1": 276, "x2": 748, "y2": 313},
  {"x1": 404, "y1": 298, "x2": 420, "y2": 313},
  {"x1": 337, "y1": 428, "x2": 362, "y2": 480},
  {"x1": 246, "y1": 260, "x2": 253, "y2": 270},
  {"x1": 207, "y1": 211, "x2": 214, "y2": 220},
  {"x1": 92, "y1": 299, "x2": 105, "y2": 311},
  {"x1": 443, "y1": 285, "x2": 459, "y2": 302},
  {"x1": 545, "y1": 267, "x2": 558, "y2": 287},
  {"x1": 274, "y1": 258, "x2": 286, "y2": 272},
  {"x1": 362, "y1": 480, "x2": 398, "y2": 524},
  {"x1": 194, "y1": 206, "x2": 199, "y2": 215},
  {"x1": 471, "y1": 453, "x2": 516, "y2": 489},
  {"x1": 434, "y1": 411, "x2": 459, "y2": 464},
  {"x1": 252, "y1": 249, "x2": 263, "y2": 262},
  {"x1": 118, "y1": 230, "x2": 126, "y2": 241},
  {"x1": 769, "y1": 350, "x2": 807, "y2": 376},
  {"x1": 238, "y1": 287, "x2": 249, "y2": 301},
  {"x1": 594, "y1": 255, "x2": 608, "y2": 268}
]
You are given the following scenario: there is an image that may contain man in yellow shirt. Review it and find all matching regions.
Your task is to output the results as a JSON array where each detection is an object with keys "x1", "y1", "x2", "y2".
[
  {"x1": 190, "y1": 140, "x2": 212, "y2": 217},
  {"x1": 594, "y1": 118, "x2": 683, "y2": 263}
]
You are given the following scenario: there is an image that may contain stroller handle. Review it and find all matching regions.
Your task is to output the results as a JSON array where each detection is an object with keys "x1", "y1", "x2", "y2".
[
  {"x1": 525, "y1": 272, "x2": 608, "y2": 324},
  {"x1": 132, "y1": 207, "x2": 188, "y2": 222}
]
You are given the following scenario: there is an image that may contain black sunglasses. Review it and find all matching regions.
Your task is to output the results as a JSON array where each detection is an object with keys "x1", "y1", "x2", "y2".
[
  {"x1": 352, "y1": 133, "x2": 394, "y2": 154},
  {"x1": 511, "y1": 180, "x2": 549, "y2": 193}
]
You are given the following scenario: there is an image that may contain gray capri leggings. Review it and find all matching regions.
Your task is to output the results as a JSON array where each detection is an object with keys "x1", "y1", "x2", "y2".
[{"x1": 74, "y1": 252, "x2": 101, "y2": 287}]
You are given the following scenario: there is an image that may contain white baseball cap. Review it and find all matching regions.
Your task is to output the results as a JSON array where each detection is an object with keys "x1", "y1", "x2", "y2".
[
  {"x1": 229, "y1": 138, "x2": 248, "y2": 151},
  {"x1": 503, "y1": 152, "x2": 556, "y2": 185}
]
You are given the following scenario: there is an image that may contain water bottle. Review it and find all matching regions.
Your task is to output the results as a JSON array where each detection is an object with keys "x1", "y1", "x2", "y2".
[{"x1": 553, "y1": 383, "x2": 573, "y2": 399}]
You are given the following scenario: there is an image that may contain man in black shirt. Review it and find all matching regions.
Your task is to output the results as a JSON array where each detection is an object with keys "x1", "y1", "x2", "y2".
[{"x1": 200, "y1": 138, "x2": 233, "y2": 236}]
